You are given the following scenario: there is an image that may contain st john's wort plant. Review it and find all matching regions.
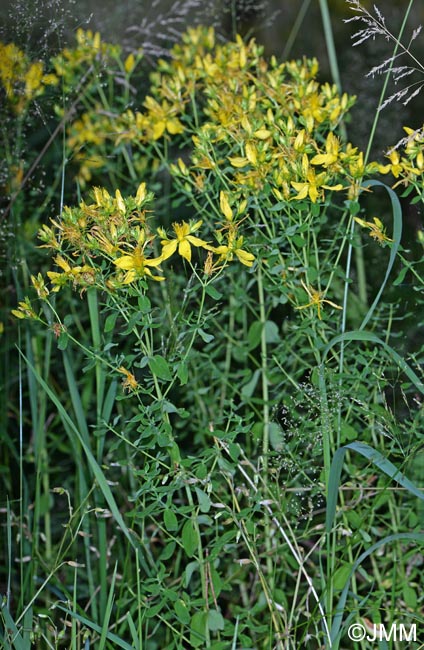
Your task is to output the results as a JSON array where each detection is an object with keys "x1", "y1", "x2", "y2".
[{"x1": 4, "y1": 17, "x2": 424, "y2": 650}]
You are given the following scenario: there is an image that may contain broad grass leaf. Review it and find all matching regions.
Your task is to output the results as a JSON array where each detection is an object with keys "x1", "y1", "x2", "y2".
[
  {"x1": 330, "y1": 532, "x2": 424, "y2": 647},
  {"x1": 56, "y1": 605, "x2": 135, "y2": 650},
  {"x1": 360, "y1": 180, "x2": 402, "y2": 330},
  {"x1": 322, "y1": 331, "x2": 424, "y2": 395},
  {"x1": 326, "y1": 441, "x2": 424, "y2": 535},
  {"x1": 0, "y1": 603, "x2": 27, "y2": 650},
  {"x1": 21, "y1": 351, "x2": 151, "y2": 574}
]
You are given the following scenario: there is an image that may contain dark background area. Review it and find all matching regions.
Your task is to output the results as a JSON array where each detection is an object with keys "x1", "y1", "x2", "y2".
[{"x1": 1, "y1": 0, "x2": 423, "y2": 157}]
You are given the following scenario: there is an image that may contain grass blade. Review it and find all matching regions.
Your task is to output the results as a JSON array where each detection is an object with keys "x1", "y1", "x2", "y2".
[
  {"x1": 326, "y1": 441, "x2": 424, "y2": 534},
  {"x1": 359, "y1": 180, "x2": 403, "y2": 331},
  {"x1": 19, "y1": 349, "x2": 152, "y2": 575},
  {"x1": 330, "y1": 532, "x2": 424, "y2": 648}
]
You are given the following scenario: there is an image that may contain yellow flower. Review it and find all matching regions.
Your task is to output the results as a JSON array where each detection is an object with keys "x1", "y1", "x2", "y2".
[
  {"x1": 354, "y1": 217, "x2": 393, "y2": 245},
  {"x1": 114, "y1": 246, "x2": 164, "y2": 283},
  {"x1": 158, "y1": 220, "x2": 210, "y2": 262},
  {"x1": 296, "y1": 280, "x2": 342, "y2": 320},
  {"x1": 291, "y1": 168, "x2": 343, "y2": 203},
  {"x1": 31, "y1": 273, "x2": 49, "y2": 299},
  {"x1": 117, "y1": 366, "x2": 139, "y2": 392},
  {"x1": 378, "y1": 150, "x2": 404, "y2": 178},
  {"x1": 213, "y1": 232, "x2": 255, "y2": 267},
  {"x1": 311, "y1": 132, "x2": 340, "y2": 168},
  {"x1": 12, "y1": 298, "x2": 38, "y2": 320},
  {"x1": 47, "y1": 255, "x2": 96, "y2": 291},
  {"x1": 219, "y1": 191, "x2": 233, "y2": 221},
  {"x1": 144, "y1": 95, "x2": 184, "y2": 140}
]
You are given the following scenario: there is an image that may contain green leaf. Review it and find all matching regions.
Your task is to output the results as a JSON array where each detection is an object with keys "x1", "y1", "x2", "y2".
[
  {"x1": 190, "y1": 611, "x2": 207, "y2": 647},
  {"x1": 160, "y1": 542, "x2": 177, "y2": 562},
  {"x1": 322, "y1": 331, "x2": 424, "y2": 395},
  {"x1": 57, "y1": 331, "x2": 68, "y2": 350},
  {"x1": 330, "y1": 532, "x2": 424, "y2": 646},
  {"x1": 177, "y1": 362, "x2": 188, "y2": 385},
  {"x1": 269, "y1": 422, "x2": 284, "y2": 451},
  {"x1": 195, "y1": 487, "x2": 211, "y2": 513},
  {"x1": 268, "y1": 201, "x2": 287, "y2": 212},
  {"x1": 20, "y1": 351, "x2": 151, "y2": 575},
  {"x1": 164, "y1": 509, "x2": 178, "y2": 532},
  {"x1": 208, "y1": 609, "x2": 225, "y2": 632},
  {"x1": 138, "y1": 295, "x2": 151, "y2": 312},
  {"x1": 264, "y1": 320, "x2": 280, "y2": 343},
  {"x1": 148, "y1": 355, "x2": 172, "y2": 381},
  {"x1": 247, "y1": 321, "x2": 262, "y2": 349},
  {"x1": 174, "y1": 599, "x2": 191, "y2": 625},
  {"x1": 198, "y1": 328, "x2": 214, "y2": 343},
  {"x1": 402, "y1": 585, "x2": 417, "y2": 609},
  {"x1": 56, "y1": 605, "x2": 135, "y2": 650},
  {"x1": 144, "y1": 603, "x2": 163, "y2": 618},
  {"x1": 0, "y1": 602, "x2": 27, "y2": 650},
  {"x1": 205, "y1": 285, "x2": 222, "y2": 300},
  {"x1": 241, "y1": 369, "x2": 261, "y2": 398},
  {"x1": 392, "y1": 265, "x2": 408, "y2": 286},
  {"x1": 184, "y1": 561, "x2": 199, "y2": 587},
  {"x1": 104, "y1": 312, "x2": 118, "y2": 333},
  {"x1": 182, "y1": 519, "x2": 199, "y2": 557},
  {"x1": 332, "y1": 564, "x2": 352, "y2": 591},
  {"x1": 160, "y1": 541, "x2": 176, "y2": 560}
]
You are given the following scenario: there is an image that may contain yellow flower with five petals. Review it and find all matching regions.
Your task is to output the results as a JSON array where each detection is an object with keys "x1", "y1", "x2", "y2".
[{"x1": 158, "y1": 220, "x2": 210, "y2": 262}]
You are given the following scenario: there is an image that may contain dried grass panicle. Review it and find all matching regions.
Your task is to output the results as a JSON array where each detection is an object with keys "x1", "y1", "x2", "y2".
[
  {"x1": 389, "y1": 125, "x2": 424, "y2": 153},
  {"x1": 344, "y1": 0, "x2": 424, "y2": 111},
  {"x1": 126, "y1": 0, "x2": 208, "y2": 58},
  {"x1": 126, "y1": 0, "x2": 279, "y2": 59}
]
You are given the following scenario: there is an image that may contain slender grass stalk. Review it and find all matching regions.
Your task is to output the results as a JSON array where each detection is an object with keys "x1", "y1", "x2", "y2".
[
  {"x1": 282, "y1": 0, "x2": 312, "y2": 60},
  {"x1": 364, "y1": 0, "x2": 416, "y2": 165},
  {"x1": 318, "y1": 0, "x2": 342, "y2": 92}
]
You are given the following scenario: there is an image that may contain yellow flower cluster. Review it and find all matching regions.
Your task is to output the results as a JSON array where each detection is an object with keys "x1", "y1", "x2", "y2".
[
  {"x1": 51, "y1": 29, "x2": 121, "y2": 88},
  {"x1": 378, "y1": 126, "x2": 424, "y2": 191},
  {"x1": 54, "y1": 25, "x2": 389, "y2": 210},
  {"x1": 0, "y1": 41, "x2": 57, "y2": 113},
  {"x1": 20, "y1": 181, "x2": 254, "y2": 309}
]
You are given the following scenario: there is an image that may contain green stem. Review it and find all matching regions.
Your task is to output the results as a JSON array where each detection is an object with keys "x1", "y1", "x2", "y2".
[
  {"x1": 257, "y1": 262, "x2": 274, "y2": 583},
  {"x1": 318, "y1": 0, "x2": 342, "y2": 92}
]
